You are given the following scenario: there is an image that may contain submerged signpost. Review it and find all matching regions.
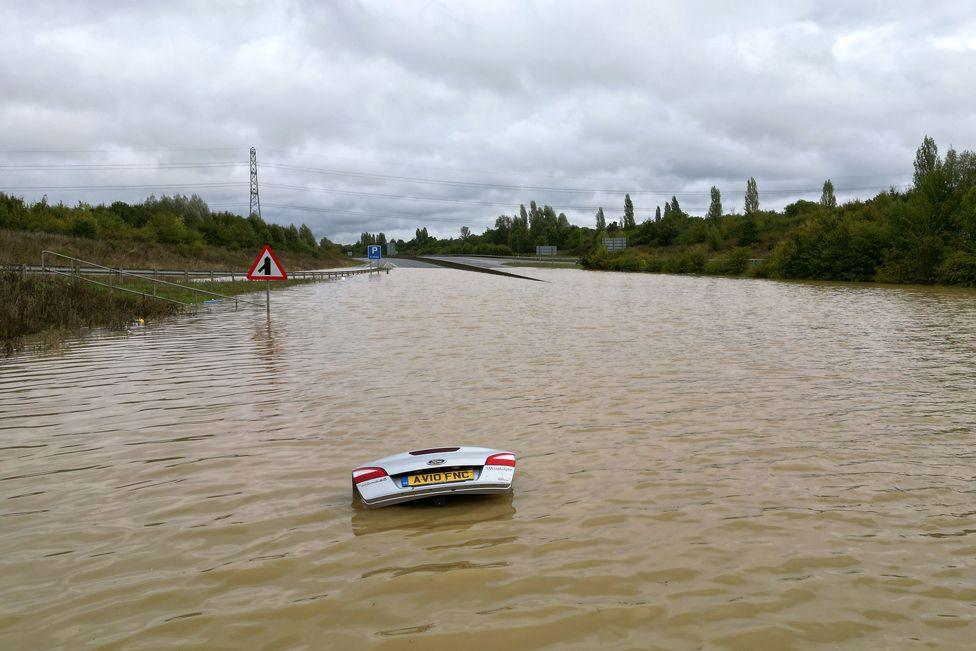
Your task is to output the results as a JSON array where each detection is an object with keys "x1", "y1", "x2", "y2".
[
  {"x1": 367, "y1": 244, "x2": 382, "y2": 269},
  {"x1": 247, "y1": 244, "x2": 288, "y2": 317}
]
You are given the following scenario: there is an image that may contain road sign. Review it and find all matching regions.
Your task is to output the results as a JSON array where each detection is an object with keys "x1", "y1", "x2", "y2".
[
  {"x1": 367, "y1": 245, "x2": 382, "y2": 260},
  {"x1": 536, "y1": 245, "x2": 556, "y2": 256},
  {"x1": 247, "y1": 244, "x2": 288, "y2": 281},
  {"x1": 603, "y1": 236, "x2": 627, "y2": 252}
]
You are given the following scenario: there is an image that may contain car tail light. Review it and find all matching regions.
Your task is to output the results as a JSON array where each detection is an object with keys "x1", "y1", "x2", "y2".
[
  {"x1": 352, "y1": 467, "x2": 388, "y2": 484},
  {"x1": 485, "y1": 452, "x2": 516, "y2": 467}
]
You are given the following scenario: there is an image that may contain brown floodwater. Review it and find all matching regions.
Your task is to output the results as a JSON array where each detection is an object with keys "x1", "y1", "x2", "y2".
[{"x1": 2, "y1": 268, "x2": 976, "y2": 650}]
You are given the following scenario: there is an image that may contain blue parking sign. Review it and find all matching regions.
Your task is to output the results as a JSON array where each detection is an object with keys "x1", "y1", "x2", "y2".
[{"x1": 367, "y1": 245, "x2": 382, "y2": 260}]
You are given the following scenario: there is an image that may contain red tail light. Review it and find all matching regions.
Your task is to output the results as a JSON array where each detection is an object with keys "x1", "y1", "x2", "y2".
[
  {"x1": 485, "y1": 452, "x2": 516, "y2": 467},
  {"x1": 352, "y1": 467, "x2": 388, "y2": 484}
]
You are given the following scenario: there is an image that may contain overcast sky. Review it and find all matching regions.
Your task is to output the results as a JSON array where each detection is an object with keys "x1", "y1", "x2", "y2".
[{"x1": 2, "y1": 1, "x2": 975, "y2": 243}]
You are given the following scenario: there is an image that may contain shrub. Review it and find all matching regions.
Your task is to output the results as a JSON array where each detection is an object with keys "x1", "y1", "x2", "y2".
[
  {"x1": 71, "y1": 215, "x2": 98, "y2": 239},
  {"x1": 937, "y1": 251, "x2": 976, "y2": 286},
  {"x1": 705, "y1": 247, "x2": 751, "y2": 275},
  {"x1": 665, "y1": 247, "x2": 707, "y2": 273}
]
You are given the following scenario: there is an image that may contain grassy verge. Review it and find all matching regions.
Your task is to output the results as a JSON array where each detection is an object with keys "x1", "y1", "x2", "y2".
[
  {"x1": 113, "y1": 277, "x2": 316, "y2": 305},
  {"x1": 0, "y1": 272, "x2": 316, "y2": 356},
  {"x1": 0, "y1": 229, "x2": 355, "y2": 271}
]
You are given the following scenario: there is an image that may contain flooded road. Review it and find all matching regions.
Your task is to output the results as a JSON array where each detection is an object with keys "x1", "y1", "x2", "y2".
[{"x1": 2, "y1": 268, "x2": 976, "y2": 649}]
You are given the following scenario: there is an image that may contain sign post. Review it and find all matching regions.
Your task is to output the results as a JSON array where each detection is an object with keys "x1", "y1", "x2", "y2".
[
  {"x1": 246, "y1": 244, "x2": 288, "y2": 316},
  {"x1": 367, "y1": 244, "x2": 382, "y2": 270}
]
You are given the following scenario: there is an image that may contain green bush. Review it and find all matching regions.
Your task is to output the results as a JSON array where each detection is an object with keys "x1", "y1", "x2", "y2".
[
  {"x1": 665, "y1": 247, "x2": 707, "y2": 273},
  {"x1": 937, "y1": 251, "x2": 976, "y2": 286},
  {"x1": 71, "y1": 215, "x2": 98, "y2": 238},
  {"x1": 705, "y1": 247, "x2": 751, "y2": 275},
  {"x1": 643, "y1": 256, "x2": 664, "y2": 272}
]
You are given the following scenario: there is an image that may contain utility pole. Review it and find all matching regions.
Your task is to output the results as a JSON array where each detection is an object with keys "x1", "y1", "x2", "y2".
[{"x1": 249, "y1": 146, "x2": 261, "y2": 219}]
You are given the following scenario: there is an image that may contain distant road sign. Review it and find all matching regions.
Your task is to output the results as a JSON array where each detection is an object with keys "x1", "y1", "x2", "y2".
[
  {"x1": 387, "y1": 241, "x2": 397, "y2": 256},
  {"x1": 246, "y1": 244, "x2": 287, "y2": 281},
  {"x1": 603, "y1": 237, "x2": 627, "y2": 252},
  {"x1": 367, "y1": 245, "x2": 382, "y2": 260},
  {"x1": 536, "y1": 245, "x2": 556, "y2": 256}
]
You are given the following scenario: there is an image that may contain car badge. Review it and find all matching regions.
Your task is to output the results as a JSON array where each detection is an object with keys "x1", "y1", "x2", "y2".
[{"x1": 427, "y1": 459, "x2": 446, "y2": 466}]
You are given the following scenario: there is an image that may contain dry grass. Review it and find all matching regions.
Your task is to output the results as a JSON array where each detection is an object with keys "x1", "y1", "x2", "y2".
[{"x1": 0, "y1": 229, "x2": 354, "y2": 272}]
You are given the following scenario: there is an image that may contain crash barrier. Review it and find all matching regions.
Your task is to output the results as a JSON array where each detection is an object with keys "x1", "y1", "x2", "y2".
[
  {"x1": 2, "y1": 252, "x2": 388, "y2": 309},
  {"x1": 397, "y1": 256, "x2": 547, "y2": 282},
  {"x1": 393, "y1": 253, "x2": 581, "y2": 263}
]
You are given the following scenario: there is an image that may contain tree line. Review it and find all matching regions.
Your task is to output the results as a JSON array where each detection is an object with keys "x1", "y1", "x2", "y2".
[
  {"x1": 0, "y1": 193, "x2": 342, "y2": 258},
  {"x1": 5, "y1": 137, "x2": 973, "y2": 286},
  {"x1": 368, "y1": 137, "x2": 975, "y2": 287}
]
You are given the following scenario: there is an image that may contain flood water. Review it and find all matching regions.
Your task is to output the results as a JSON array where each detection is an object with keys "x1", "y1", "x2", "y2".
[{"x1": 2, "y1": 268, "x2": 976, "y2": 649}]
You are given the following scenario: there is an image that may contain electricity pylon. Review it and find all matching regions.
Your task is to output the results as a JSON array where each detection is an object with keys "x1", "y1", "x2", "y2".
[{"x1": 249, "y1": 146, "x2": 261, "y2": 219}]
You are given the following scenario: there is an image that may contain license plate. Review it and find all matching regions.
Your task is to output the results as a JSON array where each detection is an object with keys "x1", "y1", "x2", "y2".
[{"x1": 401, "y1": 469, "x2": 475, "y2": 487}]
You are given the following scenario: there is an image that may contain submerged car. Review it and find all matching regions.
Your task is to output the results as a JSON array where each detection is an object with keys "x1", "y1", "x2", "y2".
[{"x1": 352, "y1": 446, "x2": 516, "y2": 509}]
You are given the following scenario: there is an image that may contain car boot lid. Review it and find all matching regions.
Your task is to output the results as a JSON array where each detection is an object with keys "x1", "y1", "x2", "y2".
[{"x1": 355, "y1": 446, "x2": 514, "y2": 477}]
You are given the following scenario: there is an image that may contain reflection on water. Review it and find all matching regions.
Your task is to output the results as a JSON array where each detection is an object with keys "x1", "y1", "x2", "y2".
[
  {"x1": 2, "y1": 269, "x2": 976, "y2": 649},
  {"x1": 351, "y1": 494, "x2": 517, "y2": 537}
]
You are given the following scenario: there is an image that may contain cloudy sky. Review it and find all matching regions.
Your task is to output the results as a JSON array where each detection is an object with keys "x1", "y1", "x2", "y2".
[{"x1": 1, "y1": 1, "x2": 974, "y2": 243}]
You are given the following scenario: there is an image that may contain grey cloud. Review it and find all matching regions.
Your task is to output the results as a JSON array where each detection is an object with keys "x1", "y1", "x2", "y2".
[{"x1": 1, "y1": 0, "x2": 975, "y2": 243}]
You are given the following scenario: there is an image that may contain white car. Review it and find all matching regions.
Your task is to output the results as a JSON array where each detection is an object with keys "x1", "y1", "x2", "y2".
[{"x1": 352, "y1": 446, "x2": 516, "y2": 509}]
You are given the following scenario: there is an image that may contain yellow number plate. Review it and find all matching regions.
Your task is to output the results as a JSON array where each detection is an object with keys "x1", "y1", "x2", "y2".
[{"x1": 405, "y1": 469, "x2": 474, "y2": 487}]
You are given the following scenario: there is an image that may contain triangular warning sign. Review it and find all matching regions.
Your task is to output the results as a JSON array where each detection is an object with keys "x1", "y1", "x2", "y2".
[{"x1": 247, "y1": 244, "x2": 288, "y2": 281}]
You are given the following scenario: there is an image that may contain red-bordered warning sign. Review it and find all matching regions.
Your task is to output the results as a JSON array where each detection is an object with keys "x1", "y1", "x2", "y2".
[{"x1": 247, "y1": 244, "x2": 288, "y2": 281}]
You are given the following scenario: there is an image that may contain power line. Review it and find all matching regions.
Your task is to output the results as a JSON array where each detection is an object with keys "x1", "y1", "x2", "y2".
[
  {"x1": 259, "y1": 201, "x2": 493, "y2": 224},
  {"x1": 261, "y1": 162, "x2": 643, "y2": 195},
  {"x1": 0, "y1": 162, "x2": 243, "y2": 170},
  {"x1": 260, "y1": 180, "x2": 907, "y2": 212},
  {"x1": 0, "y1": 156, "x2": 910, "y2": 196},
  {"x1": 257, "y1": 146, "x2": 913, "y2": 187},
  {"x1": 259, "y1": 161, "x2": 910, "y2": 197},
  {"x1": 0, "y1": 146, "x2": 243, "y2": 154},
  {"x1": 0, "y1": 182, "x2": 246, "y2": 191}
]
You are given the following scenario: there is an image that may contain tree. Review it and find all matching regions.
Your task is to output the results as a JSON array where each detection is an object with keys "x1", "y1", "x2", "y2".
[
  {"x1": 459, "y1": 225, "x2": 470, "y2": 240},
  {"x1": 377, "y1": 232, "x2": 387, "y2": 246},
  {"x1": 737, "y1": 215, "x2": 759, "y2": 245},
  {"x1": 820, "y1": 179, "x2": 837, "y2": 208},
  {"x1": 670, "y1": 195, "x2": 681, "y2": 215},
  {"x1": 707, "y1": 186, "x2": 723, "y2": 220},
  {"x1": 914, "y1": 135, "x2": 939, "y2": 187},
  {"x1": 745, "y1": 177, "x2": 760, "y2": 214},
  {"x1": 623, "y1": 194, "x2": 635, "y2": 228},
  {"x1": 298, "y1": 224, "x2": 317, "y2": 248},
  {"x1": 595, "y1": 207, "x2": 606, "y2": 230},
  {"x1": 655, "y1": 206, "x2": 661, "y2": 221}
]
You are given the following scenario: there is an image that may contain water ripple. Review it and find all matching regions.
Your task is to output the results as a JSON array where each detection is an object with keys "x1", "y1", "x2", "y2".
[{"x1": 2, "y1": 270, "x2": 976, "y2": 648}]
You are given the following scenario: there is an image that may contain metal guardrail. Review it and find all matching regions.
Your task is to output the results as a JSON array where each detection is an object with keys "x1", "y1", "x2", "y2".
[
  {"x1": 35, "y1": 251, "x2": 266, "y2": 309},
  {"x1": 11, "y1": 263, "x2": 384, "y2": 282},
  {"x1": 386, "y1": 253, "x2": 580, "y2": 263},
  {"x1": 4, "y1": 252, "x2": 389, "y2": 310}
]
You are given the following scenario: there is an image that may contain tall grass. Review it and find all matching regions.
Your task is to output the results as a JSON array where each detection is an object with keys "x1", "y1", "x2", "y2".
[
  {"x1": 1, "y1": 272, "x2": 181, "y2": 355},
  {"x1": 0, "y1": 272, "x2": 317, "y2": 355}
]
